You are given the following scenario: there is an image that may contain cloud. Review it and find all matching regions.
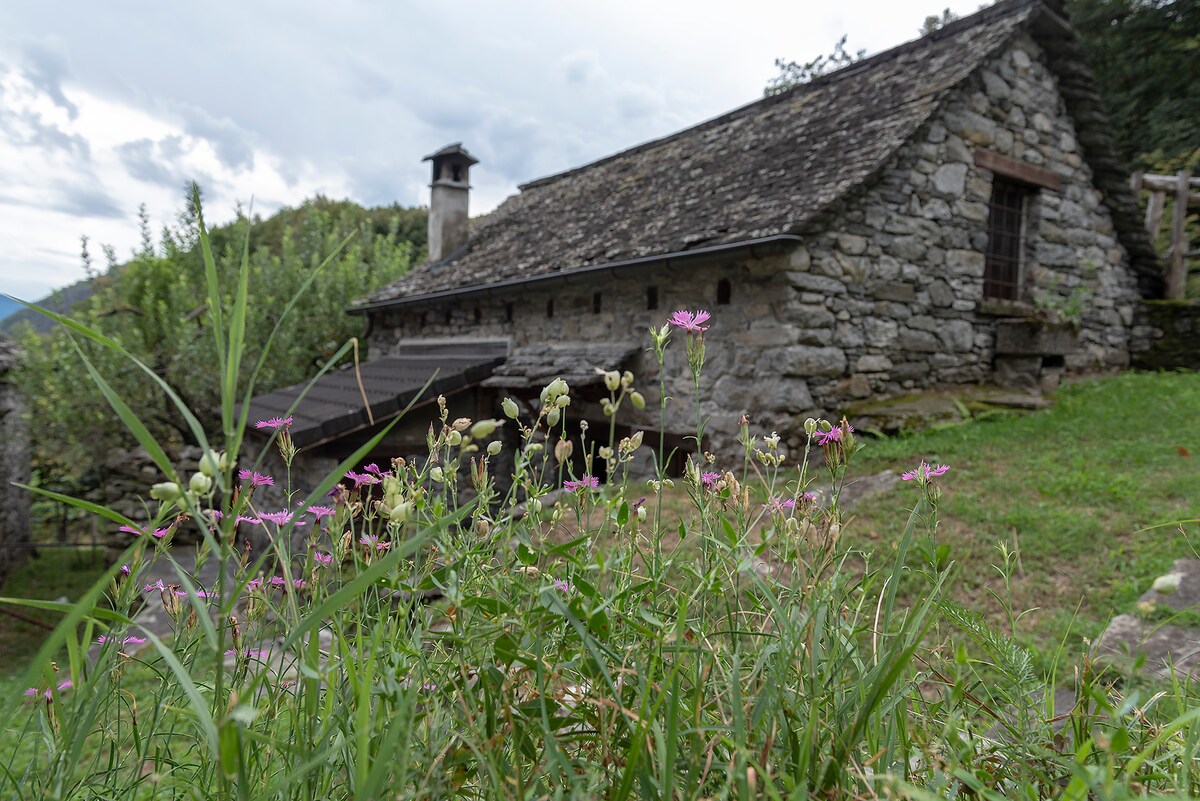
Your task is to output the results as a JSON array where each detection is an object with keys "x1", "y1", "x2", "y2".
[
  {"x1": 19, "y1": 39, "x2": 78, "y2": 119},
  {"x1": 562, "y1": 51, "x2": 603, "y2": 85},
  {"x1": 116, "y1": 135, "x2": 214, "y2": 191},
  {"x1": 176, "y1": 105, "x2": 256, "y2": 172},
  {"x1": 0, "y1": 181, "x2": 124, "y2": 219}
]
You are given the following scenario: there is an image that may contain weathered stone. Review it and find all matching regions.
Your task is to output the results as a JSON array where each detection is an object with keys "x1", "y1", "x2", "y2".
[
  {"x1": 855, "y1": 354, "x2": 893, "y2": 372},
  {"x1": 840, "y1": 374, "x2": 872, "y2": 399},
  {"x1": 837, "y1": 234, "x2": 868, "y2": 255},
  {"x1": 938, "y1": 319, "x2": 975, "y2": 352},
  {"x1": 788, "y1": 271, "x2": 846, "y2": 294},
  {"x1": 870, "y1": 281, "x2": 916, "y2": 303},
  {"x1": 927, "y1": 279, "x2": 955, "y2": 307},
  {"x1": 778, "y1": 346, "x2": 847, "y2": 378},
  {"x1": 897, "y1": 328, "x2": 942, "y2": 352},
  {"x1": 932, "y1": 162, "x2": 968, "y2": 196},
  {"x1": 994, "y1": 320, "x2": 1079, "y2": 355}
]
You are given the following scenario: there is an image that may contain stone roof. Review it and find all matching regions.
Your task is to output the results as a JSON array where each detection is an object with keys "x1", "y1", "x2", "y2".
[
  {"x1": 362, "y1": 0, "x2": 1160, "y2": 307},
  {"x1": 245, "y1": 341, "x2": 507, "y2": 448},
  {"x1": 482, "y1": 343, "x2": 642, "y2": 390}
]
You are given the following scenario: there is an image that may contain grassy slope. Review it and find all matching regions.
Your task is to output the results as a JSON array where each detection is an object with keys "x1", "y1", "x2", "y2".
[{"x1": 846, "y1": 370, "x2": 1200, "y2": 663}]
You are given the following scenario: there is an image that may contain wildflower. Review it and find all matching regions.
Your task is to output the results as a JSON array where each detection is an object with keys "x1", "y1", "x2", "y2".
[
  {"x1": 257, "y1": 511, "x2": 306, "y2": 527},
  {"x1": 123, "y1": 636, "x2": 146, "y2": 646},
  {"x1": 143, "y1": 579, "x2": 167, "y2": 594},
  {"x1": 313, "y1": 551, "x2": 334, "y2": 566},
  {"x1": 421, "y1": 682, "x2": 437, "y2": 691},
  {"x1": 363, "y1": 463, "x2": 385, "y2": 476},
  {"x1": 24, "y1": 681, "x2": 72, "y2": 702},
  {"x1": 237, "y1": 469, "x2": 275, "y2": 487},
  {"x1": 292, "y1": 579, "x2": 307, "y2": 589},
  {"x1": 173, "y1": 589, "x2": 213, "y2": 598},
  {"x1": 306, "y1": 505, "x2": 336, "y2": 520},
  {"x1": 563, "y1": 475, "x2": 600, "y2": 492},
  {"x1": 700, "y1": 471, "x2": 721, "y2": 489},
  {"x1": 119, "y1": 524, "x2": 173, "y2": 539},
  {"x1": 119, "y1": 564, "x2": 131, "y2": 577},
  {"x1": 268, "y1": 576, "x2": 286, "y2": 587},
  {"x1": 551, "y1": 578, "x2": 573, "y2": 594},
  {"x1": 900, "y1": 462, "x2": 951, "y2": 482},
  {"x1": 235, "y1": 515, "x2": 260, "y2": 526},
  {"x1": 667, "y1": 309, "x2": 711, "y2": 334},
  {"x1": 763, "y1": 497, "x2": 796, "y2": 513},
  {"x1": 344, "y1": 471, "x2": 381, "y2": 488},
  {"x1": 254, "y1": 416, "x2": 293, "y2": 430},
  {"x1": 814, "y1": 428, "x2": 841, "y2": 446},
  {"x1": 246, "y1": 577, "x2": 264, "y2": 592},
  {"x1": 360, "y1": 534, "x2": 391, "y2": 552}
]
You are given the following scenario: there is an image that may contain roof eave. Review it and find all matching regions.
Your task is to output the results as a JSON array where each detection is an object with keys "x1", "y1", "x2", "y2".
[{"x1": 348, "y1": 234, "x2": 803, "y2": 315}]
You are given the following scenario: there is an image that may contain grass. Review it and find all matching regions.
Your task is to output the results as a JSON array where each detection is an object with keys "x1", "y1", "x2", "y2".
[
  {"x1": 0, "y1": 547, "x2": 108, "y2": 675},
  {"x1": 845, "y1": 370, "x2": 1200, "y2": 664}
]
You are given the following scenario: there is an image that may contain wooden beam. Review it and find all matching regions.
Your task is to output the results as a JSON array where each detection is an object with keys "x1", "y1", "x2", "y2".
[
  {"x1": 973, "y1": 150, "x2": 1061, "y2": 191},
  {"x1": 1141, "y1": 173, "x2": 1200, "y2": 191},
  {"x1": 1166, "y1": 171, "x2": 1192, "y2": 300},
  {"x1": 1146, "y1": 190, "x2": 1167, "y2": 239}
]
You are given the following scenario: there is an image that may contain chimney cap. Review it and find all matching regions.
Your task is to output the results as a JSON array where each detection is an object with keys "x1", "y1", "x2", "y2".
[{"x1": 423, "y1": 142, "x2": 479, "y2": 166}]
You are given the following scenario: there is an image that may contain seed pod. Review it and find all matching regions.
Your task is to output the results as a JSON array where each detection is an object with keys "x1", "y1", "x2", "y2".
[{"x1": 502, "y1": 397, "x2": 520, "y2": 419}]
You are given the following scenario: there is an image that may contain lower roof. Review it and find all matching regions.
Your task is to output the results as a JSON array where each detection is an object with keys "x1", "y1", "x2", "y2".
[{"x1": 245, "y1": 340, "x2": 508, "y2": 448}]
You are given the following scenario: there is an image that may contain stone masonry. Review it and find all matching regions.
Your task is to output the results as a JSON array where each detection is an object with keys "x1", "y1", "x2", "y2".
[{"x1": 367, "y1": 32, "x2": 1144, "y2": 460}]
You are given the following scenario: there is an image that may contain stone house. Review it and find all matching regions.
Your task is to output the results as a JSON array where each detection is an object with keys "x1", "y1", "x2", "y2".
[{"x1": 248, "y1": 0, "x2": 1160, "y2": 474}]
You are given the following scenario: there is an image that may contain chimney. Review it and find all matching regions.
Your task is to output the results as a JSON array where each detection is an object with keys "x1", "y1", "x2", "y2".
[{"x1": 423, "y1": 143, "x2": 478, "y2": 262}]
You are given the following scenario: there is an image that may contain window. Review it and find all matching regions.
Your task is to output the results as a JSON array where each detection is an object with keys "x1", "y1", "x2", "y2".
[
  {"x1": 546, "y1": 298, "x2": 554, "y2": 318},
  {"x1": 983, "y1": 178, "x2": 1033, "y2": 301},
  {"x1": 647, "y1": 286, "x2": 659, "y2": 310},
  {"x1": 505, "y1": 302, "x2": 513, "y2": 322},
  {"x1": 592, "y1": 292, "x2": 602, "y2": 314},
  {"x1": 473, "y1": 307, "x2": 482, "y2": 323},
  {"x1": 716, "y1": 278, "x2": 732, "y2": 305}
]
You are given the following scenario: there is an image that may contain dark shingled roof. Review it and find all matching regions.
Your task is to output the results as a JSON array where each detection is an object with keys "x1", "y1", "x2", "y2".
[
  {"x1": 482, "y1": 343, "x2": 642, "y2": 390},
  {"x1": 361, "y1": 0, "x2": 1161, "y2": 307},
  {"x1": 245, "y1": 341, "x2": 507, "y2": 448}
]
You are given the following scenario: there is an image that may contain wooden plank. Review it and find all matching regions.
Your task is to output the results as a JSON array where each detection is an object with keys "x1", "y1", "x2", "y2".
[
  {"x1": 1166, "y1": 171, "x2": 1192, "y2": 300},
  {"x1": 1130, "y1": 171, "x2": 1143, "y2": 192},
  {"x1": 1146, "y1": 190, "x2": 1167, "y2": 239},
  {"x1": 974, "y1": 149, "x2": 1061, "y2": 191},
  {"x1": 1141, "y1": 173, "x2": 1200, "y2": 191}
]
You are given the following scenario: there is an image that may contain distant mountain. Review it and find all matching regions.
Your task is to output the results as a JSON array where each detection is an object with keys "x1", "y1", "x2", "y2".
[
  {"x1": 0, "y1": 295, "x2": 22, "y2": 321},
  {"x1": 0, "y1": 277, "x2": 101, "y2": 336}
]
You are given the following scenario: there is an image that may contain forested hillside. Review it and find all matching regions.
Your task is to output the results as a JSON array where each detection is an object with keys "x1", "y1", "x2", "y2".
[{"x1": 10, "y1": 188, "x2": 426, "y2": 497}]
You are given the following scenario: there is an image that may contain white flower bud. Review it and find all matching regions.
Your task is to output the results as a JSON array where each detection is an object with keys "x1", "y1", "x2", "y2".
[
  {"x1": 198, "y1": 450, "x2": 224, "y2": 478},
  {"x1": 804, "y1": 418, "x2": 818, "y2": 436},
  {"x1": 189, "y1": 472, "x2": 213, "y2": 495},
  {"x1": 548, "y1": 378, "x2": 569, "y2": 398},
  {"x1": 621, "y1": 371, "x2": 634, "y2": 388},
  {"x1": 452, "y1": 417, "x2": 472, "y2": 432},
  {"x1": 486, "y1": 440, "x2": 502, "y2": 456},
  {"x1": 150, "y1": 482, "x2": 183, "y2": 503},
  {"x1": 502, "y1": 397, "x2": 520, "y2": 419},
  {"x1": 603, "y1": 371, "x2": 621, "y2": 392},
  {"x1": 470, "y1": 419, "x2": 500, "y2": 439},
  {"x1": 555, "y1": 394, "x2": 570, "y2": 408},
  {"x1": 598, "y1": 446, "x2": 613, "y2": 460},
  {"x1": 629, "y1": 391, "x2": 646, "y2": 410},
  {"x1": 447, "y1": 430, "x2": 462, "y2": 446},
  {"x1": 628, "y1": 430, "x2": 644, "y2": 451},
  {"x1": 546, "y1": 407, "x2": 561, "y2": 427},
  {"x1": 636, "y1": 505, "x2": 647, "y2": 522},
  {"x1": 529, "y1": 497, "x2": 543, "y2": 513},
  {"x1": 430, "y1": 466, "x2": 445, "y2": 483}
]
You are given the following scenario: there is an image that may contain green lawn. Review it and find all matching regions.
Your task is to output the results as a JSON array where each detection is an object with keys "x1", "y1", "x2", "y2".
[{"x1": 844, "y1": 370, "x2": 1200, "y2": 663}]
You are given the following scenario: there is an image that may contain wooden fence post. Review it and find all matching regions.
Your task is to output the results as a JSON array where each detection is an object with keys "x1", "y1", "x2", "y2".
[{"x1": 1167, "y1": 171, "x2": 1192, "y2": 299}]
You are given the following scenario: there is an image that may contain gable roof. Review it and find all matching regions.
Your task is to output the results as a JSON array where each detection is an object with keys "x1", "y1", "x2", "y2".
[{"x1": 360, "y1": 0, "x2": 1160, "y2": 310}]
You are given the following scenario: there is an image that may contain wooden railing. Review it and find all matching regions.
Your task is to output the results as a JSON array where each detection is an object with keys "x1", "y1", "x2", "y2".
[{"x1": 1130, "y1": 171, "x2": 1198, "y2": 299}]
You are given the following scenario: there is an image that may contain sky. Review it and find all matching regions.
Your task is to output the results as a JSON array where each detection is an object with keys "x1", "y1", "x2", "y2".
[{"x1": 0, "y1": 0, "x2": 988, "y2": 303}]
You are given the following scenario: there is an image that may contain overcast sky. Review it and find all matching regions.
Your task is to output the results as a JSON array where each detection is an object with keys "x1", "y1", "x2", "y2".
[{"x1": 0, "y1": 0, "x2": 987, "y2": 302}]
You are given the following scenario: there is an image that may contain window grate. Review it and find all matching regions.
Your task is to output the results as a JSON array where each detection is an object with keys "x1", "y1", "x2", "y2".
[{"x1": 983, "y1": 179, "x2": 1032, "y2": 300}]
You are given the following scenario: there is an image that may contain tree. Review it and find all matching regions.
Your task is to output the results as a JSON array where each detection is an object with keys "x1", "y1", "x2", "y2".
[
  {"x1": 920, "y1": 7, "x2": 961, "y2": 34},
  {"x1": 764, "y1": 35, "x2": 866, "y2": 96},
  {"x1": 14, "y1": 189, "x2": 424, "y2": 495},
  {"x1": 1068, "y1": 0, "x2": 1200, "y2": 172}
]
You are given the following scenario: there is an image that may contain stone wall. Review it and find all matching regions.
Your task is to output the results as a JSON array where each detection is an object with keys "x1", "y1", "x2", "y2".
[
  {"x1": 0, "y1": 337, "x2": 30, "y2": 586},
  {"x1": 365, "y1": 34, "x2": 1146, "y2": 462},
  {"x1": 1131, "y1": 301, "x2": 1200, "y2": 371}
]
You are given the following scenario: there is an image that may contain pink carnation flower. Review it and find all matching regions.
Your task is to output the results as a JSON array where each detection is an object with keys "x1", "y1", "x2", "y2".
[
  {"x1": 667, "y1": 309, "x2": 711, "y2": 333},
  {"x1": 901, "y1": 462, "x2": 951, "y2": 482},
  {"x1": 563, "y1": 475, "x2": 600, "y2": 492},
  {"x1": 254, "y1": 416, "x2": 293, "y2": 430}
]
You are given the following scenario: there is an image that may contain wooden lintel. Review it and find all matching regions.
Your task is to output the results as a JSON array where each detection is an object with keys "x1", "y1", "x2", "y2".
[{"x1": 974, "y1": 149, "x2": 1061, "y2": 191}]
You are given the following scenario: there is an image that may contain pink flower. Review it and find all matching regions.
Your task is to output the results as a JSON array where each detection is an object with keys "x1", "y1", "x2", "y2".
[
  {"x1": 143, "y1": 579, "x2": 167, "y2": 594},
  {"x1": 763, "y1": 497, "x2": 796, "y2": 513},
  {"x1": 123, "y1": 636, "x2": 146, "y2": 646},
  {"x1": 667, "y1": 309, "x2": 711, "y2": 334},
  {"x1": 700, "y1": 471, "x2": 721, "y2": 489},
  {"x1": 119, "y1": 564, "x2": 131, "y2": 577},
  {"x1": 563, "y1": 475, "x2": 600, "y2": 492},
  {"x1": 363, "y1": 463, "x2": 386, "y2": 476},
  {"x1": 421, "y1": 682, "x2": 437, "y2": 691},
  {"x1": 173, "y1": 589, "x2": 213, "y2": 598},
  {"x1": 551, "y1": 578, "x2": 573, "y2": 594},
  {"x1": 238, "y1": 470, "x2": 274, "y2": 487},
  {"x1": 246, "y1": 577, "x2": 264, "y2": 592},
  {"x1": 901, "y1": 462, "x2": 951, "y2": 482},
  {"x1": 269, "y1": 576, "x2": 286, "y2": 586},
  {"x1": 254, "y1": 416, "x2": 293, "y2": 430},
  {"x1": 119, "y1": 524, "x2": 173, "y2": 539},
  {"x1": 360, "y1": 535, "x2": 391, "y2": 552},
  {"x1": 313, "y1": 551, "x2": 334, "y2": 566},
  {"x1": 257, "y1": 511, "x2": 305, "y2": 527},
  {"x1": 306, "y1": 505, "x2": 336, "y2": 520},
  {"x1": 344, "y1": 471, "x2": 381, "y2": 488},
  {"x1": 24, "y1": 680, "x2": 72, "y2": 702}
]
